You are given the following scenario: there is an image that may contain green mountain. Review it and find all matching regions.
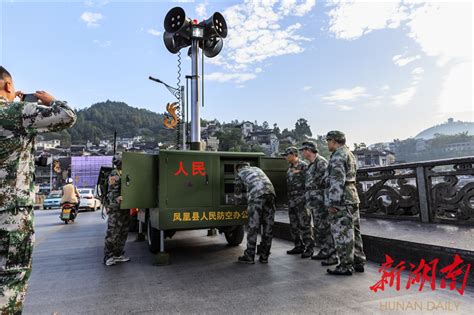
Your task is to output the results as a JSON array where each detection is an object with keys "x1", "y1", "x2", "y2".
[{"x1": 42, "y1": 100, "x2": 177, "y2": 145}]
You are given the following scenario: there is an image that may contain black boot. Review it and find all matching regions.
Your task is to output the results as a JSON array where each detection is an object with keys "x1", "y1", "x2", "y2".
[
  {"x1": 311, "y1": 251, "x2": 329, "y2": 260},
  {"x1": 321, "y1": 256, "x2": 339, "y2": 266},
  {"x1": 301, "y1": 247, "x2": 314, "y2": 258},
  {"x1": 259, "y1": 254, "x2": 269, "y2": 264},
  {"x1": 287, "y1": 246, "x2": 304, "y2": 255},
  {"x1": 237, "y1": 254, "x2": 255, "y2": 264},
  {"x1": 327, "y1": 265, "x2": 352, "y2": 276},
  {"x1": 354, "y1": 264, "x2": 365, "y2": 273}
]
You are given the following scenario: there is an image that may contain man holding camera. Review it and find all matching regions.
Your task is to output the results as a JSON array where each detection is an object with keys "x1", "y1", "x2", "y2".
[{"x1": 0, "y1": 66, "x2": 76, "y2": 313}]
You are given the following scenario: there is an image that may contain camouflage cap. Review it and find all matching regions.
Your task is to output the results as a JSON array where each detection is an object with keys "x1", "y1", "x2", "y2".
[
  {"x1": 326, "y1": 130, "x2": 346, "y2": 142},
  {"x1": 236, "y1": 161, "x2": 250, "y2": 168},
  {"x1": 280, "y1": 146, "x2": 298, "y2": 156},
  {"x1": 298, "y1": 141, "x2": 318, "y2": 153}
]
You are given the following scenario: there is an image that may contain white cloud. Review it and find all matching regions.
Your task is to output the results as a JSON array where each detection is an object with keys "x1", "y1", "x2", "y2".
[
  {"x1": 391, "y1": 86, "x2": 416, "y2": 107},
  {"x1": 206, "y1": 0, "x2": 315, "y2": 84},
  {"x1": 196, "y1": 2, "x2": 208, "y2": 19},
  {"x1": 326, "y1": 1, "x2": 472, "y2": 113},
  {"x1": 84, "y1": 0, "x2": 109, "y2": 7},
  {"x1": 337, "y1": 104, "x2": 354, "y2": 111},
  {"x1": 147, "y1": 28, "x2": 162, "y2": 37},
  {"x1": 280, "y1": 0, "x2": 316, "y2": 17},
  {"x1": 321, "y1": 86, "x2": 369, "y2": 102},
  {"x1": 303, "y1": 85, "x2": 312, "y2": 91},
  {"x1": 381, "y1": 85, "x2": 390, "y2": 91},
  {"x1": 80, "y1": 12, "x2": 103, "y2": 27},
  {"x1": 206, "y1": 72, "x2": 257, "y2": 83},
  {"x1": 93, "y1": 39, "x2": 111, "y2": 47},
  {"x1": 390, "y1": 66, "x2": 423, "y2": 106},
  {"x1": 406, "y1": 2, "x2": 471, "y2": 66},
  {"x1": 438, "y1": 61, "x2": 473, "y2": 114},
  {"x1": 326, "y1": 0, "x2": 407, "y2": 40},
  {"x1": 392, "y1": 54, "x2": 420, "y2": 67}
]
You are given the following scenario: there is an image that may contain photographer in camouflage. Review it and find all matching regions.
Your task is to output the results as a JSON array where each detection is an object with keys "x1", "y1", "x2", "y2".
[{"x1": 0, "y1": 66, "x2": 76, "y2": 313}]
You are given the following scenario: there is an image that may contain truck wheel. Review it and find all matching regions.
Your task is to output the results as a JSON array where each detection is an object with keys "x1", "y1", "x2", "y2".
[
  {"x1": 225, "y1": 226, "x2": 245, "y2": 246},
  {"x1": 147, "y1": 219, "x2": 161, "y2": 253}
]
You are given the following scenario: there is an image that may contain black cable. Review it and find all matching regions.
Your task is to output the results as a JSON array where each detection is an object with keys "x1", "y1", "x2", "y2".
[
  {"x1": 201, "y1": 42, "x2": 204, "y2": 108},
  {"x1": 175, "y1": 51, "x2": 182, "y2": 149}
]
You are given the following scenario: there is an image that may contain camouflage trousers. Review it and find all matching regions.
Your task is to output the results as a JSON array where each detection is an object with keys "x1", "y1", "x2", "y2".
[
  {"x1": 104, "y1": 209, "x2": 130, "y2": 259},
  {"x1": 0, "y1": 207, "x2": 34, "y2": 314},
  {"x1": 288, "y1": 195, "x2": 314, "y2": 249},
  {"x1": 328, "y1": 204, "x2": 366, "y2": 272},
  {"x1": 244, "y1": 194, "x2": 276, "y2": 258},
  {"x1": 307, "y1": 197, "x2": 335, "y2": 258}
]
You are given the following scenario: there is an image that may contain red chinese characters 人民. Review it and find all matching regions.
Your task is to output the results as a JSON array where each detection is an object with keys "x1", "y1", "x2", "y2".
[{"x1": 174, "y1": 161, "x2": 206, "y2": 176}]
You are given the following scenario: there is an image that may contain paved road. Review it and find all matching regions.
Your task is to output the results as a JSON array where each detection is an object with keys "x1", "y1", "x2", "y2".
[{"x1": 24, "y1": 209, "x2": 474, "y2": 314}]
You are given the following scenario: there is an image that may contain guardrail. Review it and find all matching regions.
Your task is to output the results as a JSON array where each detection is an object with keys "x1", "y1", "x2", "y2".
[{"x1": 357, "y1": 157, "x2": 474, "y2": 225}]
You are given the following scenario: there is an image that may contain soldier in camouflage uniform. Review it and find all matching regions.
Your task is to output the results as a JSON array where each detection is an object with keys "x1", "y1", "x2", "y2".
[
  {"x1": 234, "y1": 162, "x2": 276, "y2": 264},
  {"x1": 0, "y1": 66, "x2": 76, "y2": 313},
  {"x1": 325, "y1": 131, "x2": 366, "y2": 275},
  {"x1": 104, "y1": 154, "x2": 131, "y2": 266},
  {"x1": 281, "y1": 146, "x2": 314, "y2": 257},
  {"x1": 299, "y1": 141, "x2": 337, "y2": 263}
]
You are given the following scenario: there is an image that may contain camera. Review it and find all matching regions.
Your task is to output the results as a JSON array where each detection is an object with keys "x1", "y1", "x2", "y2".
[{"x1": 21, "y1": 94, "x2": 39, "y2": 103}]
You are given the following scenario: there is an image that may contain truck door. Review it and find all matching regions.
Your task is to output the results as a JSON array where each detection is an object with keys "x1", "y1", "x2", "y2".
[
  {"x1": 259, "y1": 157, "x2": 288, "y2": 208},
  {"x1": 121, "y1": 152, "x2": 159, "y2": 209}
]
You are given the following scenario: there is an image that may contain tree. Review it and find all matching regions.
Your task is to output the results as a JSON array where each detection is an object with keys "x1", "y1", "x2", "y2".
[
  {"x1": 294, "y1": 118, "x2": 312, "y2": 141},
  {"x1": 273, "y1": 123, "x2": 281, "y2": 137},
  {"x1": 262, "y1": 121, "x2": 269, "y2": 130},
  {"x1": 215, "y1": 128, "x2": 245, "y2": 151}
]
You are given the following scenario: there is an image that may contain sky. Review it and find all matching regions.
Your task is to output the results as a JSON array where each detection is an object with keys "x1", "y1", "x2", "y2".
[{"x1": 1, "y1": 0, "x2": 473, "y2": 146}]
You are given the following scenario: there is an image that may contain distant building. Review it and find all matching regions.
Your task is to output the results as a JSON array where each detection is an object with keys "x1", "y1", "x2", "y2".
[
  {"x1": 70, "y1": 145, "x2": 87, "y2": 156},
  {"x1": 204, "y1": 136, "x2": 220, "y2": 152},
  {"x1": 236, "y1": 121, "x2": 255, "y2": 137},
  {"x1": 35, "y1": 139, "x2": 60, "y2": 150},
  {"x1": 246, "y1": 129, "x2": 280, "y2": 157},
  {"x1": 353, "y1": 148, "x2": 395, "y2": 168},
  {"x1": 201, "y1": 123, "x2": 220, "y2": 138},
  {"x1": 444, "y1": 141, "x2": 474, "y2": 152}
]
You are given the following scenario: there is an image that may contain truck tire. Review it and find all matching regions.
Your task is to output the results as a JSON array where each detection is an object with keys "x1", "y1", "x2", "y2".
[
  {"x1": 225, "y1": 226, "x2": 245, "y2": 246},
  {"x1": 147, "y1": 219, "x2": 161, "y2": 253}
]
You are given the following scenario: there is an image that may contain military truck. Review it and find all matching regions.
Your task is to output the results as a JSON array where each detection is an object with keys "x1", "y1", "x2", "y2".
[{"x1": 120, "y1": 150, "x2": 287, "y2": 253}]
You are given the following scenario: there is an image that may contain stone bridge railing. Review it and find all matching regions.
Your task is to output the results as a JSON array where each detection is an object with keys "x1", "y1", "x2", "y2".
[{"x1": 357, "y1": 157, "x2": 474, "y2": 225}]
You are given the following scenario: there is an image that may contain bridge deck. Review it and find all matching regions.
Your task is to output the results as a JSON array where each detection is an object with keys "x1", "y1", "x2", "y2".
[{"x1": 24, "y1": 210, "x2": 473, "y2": 314}]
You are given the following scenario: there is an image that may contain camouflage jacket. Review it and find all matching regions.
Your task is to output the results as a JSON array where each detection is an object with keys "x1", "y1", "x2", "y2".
[
  {"x1": 305, "y1": 155, "x2": 328, "y2": 201},
  {"x1": 286, "y1": 159, "x2": 307, "y2": 197},
  {"x1": 324, "y1": 145, "x2": 360, "y2": 207},
  {"x1": 0, "y1": 97, "x2": 76, "y2": 211},
  {"x1": 235, "y1": 166, "x2": 275, "y2": 204},
  {"x1": 106, "y1": 168, "x2": 122, "y2": 210}
]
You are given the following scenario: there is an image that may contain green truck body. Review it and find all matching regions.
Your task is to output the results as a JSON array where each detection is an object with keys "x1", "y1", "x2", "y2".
[{"x1": 120, "y1": 150, "x2": 288, "y2": 250}]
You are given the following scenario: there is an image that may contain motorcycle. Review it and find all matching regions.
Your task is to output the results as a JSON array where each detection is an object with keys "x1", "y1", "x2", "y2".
[{"x1": 60, "y1": 202, "x2": 78, "y2": 224}]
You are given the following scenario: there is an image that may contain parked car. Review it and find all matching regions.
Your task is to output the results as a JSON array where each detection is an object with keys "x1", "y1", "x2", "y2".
[
  {"x1": 78, "y1": 188, "x2": 101, "y2": 211},
  {"x1": 43, "y1": 191, "x2": 62, "y2": 209}
]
